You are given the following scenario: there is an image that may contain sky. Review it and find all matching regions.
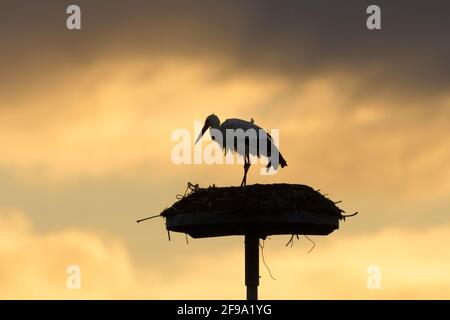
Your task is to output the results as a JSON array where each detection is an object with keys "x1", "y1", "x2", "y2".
[{"x1": 0, "y1": 0, "x2": 449, "y2": 299}]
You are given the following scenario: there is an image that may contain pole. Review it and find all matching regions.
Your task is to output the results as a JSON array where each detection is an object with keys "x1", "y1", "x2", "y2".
[{"x1": 245, "y1": 234, "x2": 259, "y2": 300}]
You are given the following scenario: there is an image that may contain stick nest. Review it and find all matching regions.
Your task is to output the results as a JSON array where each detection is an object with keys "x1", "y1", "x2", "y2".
[{"x1": 161, "y1": 183, "x2": 350, "y2": 219}]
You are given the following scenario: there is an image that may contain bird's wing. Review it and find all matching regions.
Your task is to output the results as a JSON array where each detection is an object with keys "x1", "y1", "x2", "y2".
[
  {"x1": 221, "y1": 118, "x2": 263, "y2": 144},
  {"x1": 221, "y1": 118, "x2": 263, "y2": 131},
  {"x1": 220, "y1": 119, "x2": 285, "y2": 168},
  {"x1": 220, "y1": 119, "x2": 274, "y2": 157}
]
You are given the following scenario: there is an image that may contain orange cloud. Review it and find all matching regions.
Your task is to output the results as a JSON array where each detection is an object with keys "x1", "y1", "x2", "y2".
[
  {"x1": 0, "y1": 58, "x2": 287, "y2": 181},
  {"x1": 1, "y1": 57, "x2": 449, "y2": 204},
  {"x1": 1, "y1": 209, "x2": 449, "y2": 299}
]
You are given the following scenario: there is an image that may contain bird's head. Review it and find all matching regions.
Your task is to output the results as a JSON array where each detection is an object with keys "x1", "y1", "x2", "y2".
[{"x1": 195, "y1": 114, "x2": 220, "y2": 144}]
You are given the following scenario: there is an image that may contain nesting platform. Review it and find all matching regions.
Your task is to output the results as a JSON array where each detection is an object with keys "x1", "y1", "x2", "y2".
[{"x1": 161, "y1": 183, "x2": 344, "y2": 239}]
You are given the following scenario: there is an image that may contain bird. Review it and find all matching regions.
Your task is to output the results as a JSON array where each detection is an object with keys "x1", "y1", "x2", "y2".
[{"x1": 195, "y1": 114, "x2": 287, "y2": 186}]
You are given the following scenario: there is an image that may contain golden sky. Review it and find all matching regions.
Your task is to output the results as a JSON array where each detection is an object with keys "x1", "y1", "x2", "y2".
[{"x1": 0, "y1": 0, "x2": 449, "y2": 299}]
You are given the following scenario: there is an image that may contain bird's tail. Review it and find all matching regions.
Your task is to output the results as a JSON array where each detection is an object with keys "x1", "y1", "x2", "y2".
[
  {"x1": 279, "y1": 153, "x2": 287, "y2": 168},
  {"x1": 266, "y1": 153, "x2": 288, "y2": 170}
]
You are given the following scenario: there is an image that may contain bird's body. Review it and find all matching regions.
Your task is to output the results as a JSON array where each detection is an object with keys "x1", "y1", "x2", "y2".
[
  {"x1": 216, "y1": 118, "x2": 282, "y2": 168},
  {"x1": 195, "y1": 114, "x2": 287, "y2": 186}
]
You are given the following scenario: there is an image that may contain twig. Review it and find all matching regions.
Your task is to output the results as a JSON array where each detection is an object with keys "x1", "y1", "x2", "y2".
[
  {"x1": 304, "y1": 235, "x2": 316, "y2": 253},
  {"x1": 176, "y1": 182, "x2": 200, "y2": 199},
  {"x1": 185, "y1": 233, "x2": 189, "y2": 245},
  {"x1": 341, "y1": 211, "x2": 359, "y2": 221},
  {"x1": 136, "y1": 214, "x2": 161, "y2": 223},
  {"x1": 285, "y1": 235, "x2": 295, "y2": 247},
  {"x1": 285, "y1": 234, "x2": 300, "y2": 247},
  {"x1": 259, "y1": 240, "x2": 276, "y2": 280}
]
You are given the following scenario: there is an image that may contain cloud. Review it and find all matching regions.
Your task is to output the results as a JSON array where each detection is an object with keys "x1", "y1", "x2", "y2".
[
  {"x1": 0, "y1": 209, "x2": 134, "y2": 298},
  {"x1": 1, "y1": 1, "x2": 448, "y2": 300},
  {"x1": 1, "y1": 1, "x2": 449, "y2": 101},
  {"x1": 1, "y1": 57, "x2": 449, "y2": 208},
  {"x1": 0, "y1": 58, "x2": 286, "y2": 179},
  {"x1": 0, "y1": 209, "x2": 449, "y2": 299}
]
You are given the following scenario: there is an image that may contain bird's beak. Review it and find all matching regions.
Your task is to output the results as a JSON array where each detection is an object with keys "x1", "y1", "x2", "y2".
[{"x1": 195, "y1": 123, "x2": 209, "y2": 145}]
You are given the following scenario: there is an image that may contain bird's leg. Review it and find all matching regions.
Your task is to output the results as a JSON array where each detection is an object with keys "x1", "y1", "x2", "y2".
[
  {"x1": 240, "y1": 163, "x2": 250, "y2": 187},
  {"x1": 240, "y1": 155, "x2": 251, "y2": 187},
  {"x1": 240, "y1": 165, "x2": 246, "y2": 187}
]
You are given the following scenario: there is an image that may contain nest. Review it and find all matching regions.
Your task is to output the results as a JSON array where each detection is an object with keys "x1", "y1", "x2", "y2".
[
  {"x1": 157, "y1": 183, "x2": 357, "y2": 238},
  {"x1": 161, "y1": 183, "x2": 346, "y2": 219}
]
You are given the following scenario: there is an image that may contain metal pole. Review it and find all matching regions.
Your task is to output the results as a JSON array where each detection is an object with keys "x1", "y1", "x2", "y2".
[{"x1": 245, "y1": 234, "x2": 259, "y2": 300}]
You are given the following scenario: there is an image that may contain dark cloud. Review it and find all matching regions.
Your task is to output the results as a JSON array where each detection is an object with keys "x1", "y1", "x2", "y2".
[{"x1": 1, "y1": 0, "x2": 449, "y2": 102}]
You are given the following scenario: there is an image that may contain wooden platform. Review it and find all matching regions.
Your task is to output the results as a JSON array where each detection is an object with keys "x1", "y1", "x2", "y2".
[{"x1": 162, "y1": 183, "x2": 342, "y2": 238}]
